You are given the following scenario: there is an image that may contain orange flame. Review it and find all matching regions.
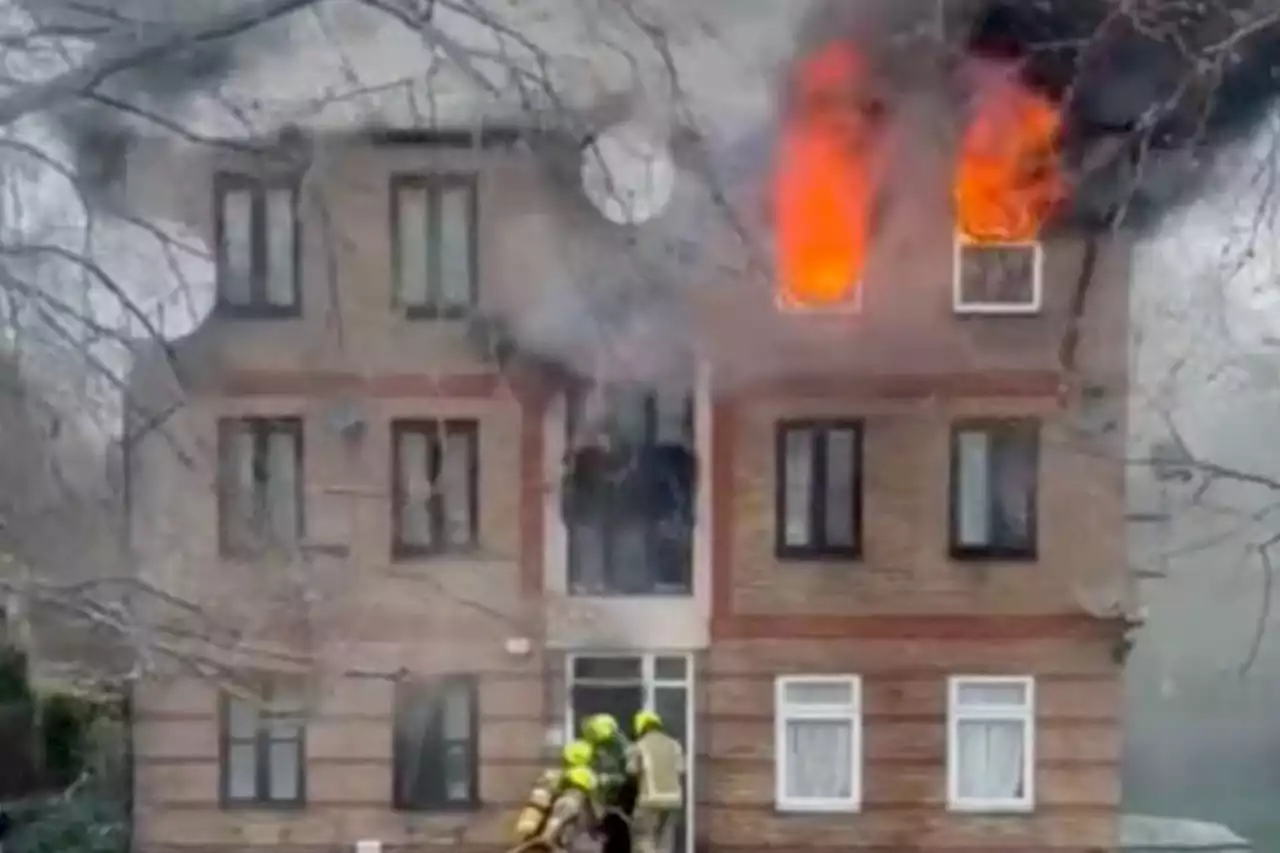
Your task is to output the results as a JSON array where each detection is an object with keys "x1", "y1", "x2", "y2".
[
  {"x1": 773, "y1": 43, "x2": 878, "y2": 308},
  {"x1": 954, "y1": 73, "x2": 1065, "y2": 243}
]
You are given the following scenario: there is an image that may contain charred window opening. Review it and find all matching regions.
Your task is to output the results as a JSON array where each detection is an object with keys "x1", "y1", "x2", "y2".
[{"x1": 561, "y1": 384, "x2": 696, "y2": 596}]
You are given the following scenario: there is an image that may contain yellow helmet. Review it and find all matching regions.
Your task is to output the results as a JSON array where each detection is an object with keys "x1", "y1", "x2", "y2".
[
  {"x1": 582, "y1": 713, "x2": 619, "y2": 744},
  {"x1": 562, "y1": 739, "x2": 594, "y2": 767},
  {"x1": 563, "y1": 765, "x2": 598, "y2": 793},
  {"x1": 633, "y1": 709, "x2": 662, "y2": 737}
]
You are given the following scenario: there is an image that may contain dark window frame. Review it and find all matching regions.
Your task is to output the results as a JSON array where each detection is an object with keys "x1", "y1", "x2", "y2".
[
  {"x1": 948, "y1": 418, "x2": 1040, "y2": 561},
  {"x1": 392, "y1": 674, "x2": 480, "y2": 812},
  {"x1": 216, "y1": 416, "x2": 305, "y2": 558},
  {"x1": 390, "y1": 419, "x2": 481, "y2": 559},
  {"x1": 564, "y1": 385, "x2": 696, "y2": 596},
  {"x1": 217, "y1": 685, "x2": 307, "y2": 810},
  {"x1": 389, "y1": 173, "x2": 480, "y2": 320},
  {"x1": 213, "y1": 172, "x2": 302, "y2": 318},
  {"x1": 774, "y1": 419, "x2": 864, "y2": 560}
]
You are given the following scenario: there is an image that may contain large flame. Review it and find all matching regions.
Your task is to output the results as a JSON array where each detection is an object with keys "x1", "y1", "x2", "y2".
[
  {"x1": 773, "y1": 43, "x2": 878, "y2": 308},
  {"x1": 955, "y1": 72, "x2": 1065, "y2": 242}
]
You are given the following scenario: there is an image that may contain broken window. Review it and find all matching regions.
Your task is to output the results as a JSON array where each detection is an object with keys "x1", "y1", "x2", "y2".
[
  {"x1": 392, "y1": 175, "x2": 478, "y2": 318},
  {"x1": 391, "y1": 419, "x2": 479, "y2": 556},
  {"x1": 215, "y1": 174, "x2": 300, "y2": 315},
  {"x1": 393, "y1": 675, "x2": 478, "y2": 810},
  {"x1": 217, "y1": 418, "x2": 303, "y2": 557},
  {"x1": 776, "y1": 420, "x2": 862, "y2": 558},
  {"x1": 562, "y1": 385, "x2": 696, "y2": 595},
  {"x1": 950, "y1": 419, "x2": 1039, "y2": 558},
  {"x1": 953, "y1": 239, "x2": 1042, "y2": 314},
  {"x1": 220, "y1": 683, "x2": 305, "y2": 807}
]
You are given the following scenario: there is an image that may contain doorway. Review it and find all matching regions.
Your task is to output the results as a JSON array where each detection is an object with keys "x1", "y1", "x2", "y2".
[{"x1": 565, "y1": 653, "x2": 693, "y2": 853}]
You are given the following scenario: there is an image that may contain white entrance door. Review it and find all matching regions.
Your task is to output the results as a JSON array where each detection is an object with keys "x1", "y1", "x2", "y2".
[{"x1": 565, "y1": 654, "x2": 694, "y2": 853}]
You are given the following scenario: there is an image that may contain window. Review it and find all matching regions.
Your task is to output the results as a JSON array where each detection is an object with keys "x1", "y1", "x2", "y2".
[
  {"x1": 218, "y1": 418, "x2": 303, "y2": 556},
  {"x1": 774, "y1": 676, "x2": 861, "y2": 812},
  {"x1": 391, "y1": 420, "x2": 479, "y2": 557},
  {"x1": 949, "y1": 419, "x2": 1039, "y2": 559},
  {"x1": 215, "y1": 174, "x2": 300, "y2": 316},
  {"x1": 776, "y1": 420, "x2": 862, "y2": 559},
  {"x1": 947, "y1": 676, "x2": 1035, "y2": 812},
  {"x1": 391, "y1": 174, "x2": 478, "y2": 318},
  {"x1": 953, "y1": 236, "x2": 1043, "y2": 314},
  {"x1": 393, "y1": 676, "x2": 478, "y2": 810},
  {"x1": 220, "y1": 685, "x2": 305, "y2": 807},
  {"x1": 563, "y1": 385, "x2": 695, "y2": 595}
]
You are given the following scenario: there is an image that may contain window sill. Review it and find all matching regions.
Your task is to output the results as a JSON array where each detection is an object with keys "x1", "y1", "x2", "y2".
[
  {"x1": 946, "y1": 799, "x2": 1034, "y2": 814},
  {"x1": 774, "y1": 799, "x2": 861, "y2": 814},
  {"x1": 215, "y1": 304, "x2": 302, "y2": 320},
  {"x1": 400, "y1": 308, "x2": 475, "y2": 322},
  {"x1": 566, "y1": 586, "x2": 694, "y2": 599},
  {"x1": 392, "y1": 545, "x2": 486, "y2": 562},
  {"x1": 393, "y1": 802, "x2": 483, "y2": 815},
  {"x1": 219, "y1": 800, "x2": 307, "y2": 812},
  {"x1": 775, "y1": 548, "x2": 862, "y2": 563},
  {"x1": 950, "y1": 547, "x2": 1038, "y2": 563}
]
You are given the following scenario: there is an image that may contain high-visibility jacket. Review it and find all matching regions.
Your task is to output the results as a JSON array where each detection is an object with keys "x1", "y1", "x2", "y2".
[
  {"x1": 515, "y1": 769, "x2": 564, "y2": 840},
  {"x1": 626, "y1": 730, "x2": 684, "y2": 811}
]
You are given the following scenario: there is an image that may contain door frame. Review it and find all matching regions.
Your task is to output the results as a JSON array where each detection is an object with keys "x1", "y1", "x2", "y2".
[{"x1": 564, "y1": 652, "x2": 695, "y2": 853}]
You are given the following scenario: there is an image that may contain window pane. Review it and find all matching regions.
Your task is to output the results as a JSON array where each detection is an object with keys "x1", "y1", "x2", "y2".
[
  {"x1": 609, "y1": 387, "x2": 648, "y2": 444},
  {"x1": 226, "y1": 742, "x2": 258, "y2": 799},
  {"x1": 222, "y1": 424, "x2": 257, "y2": 550},
  {"x1": 442, "y1": 684, "x2": 471, "y2": 739},
  {"x1": 568, "y1": 521, "x2": 606, "y2": 594},
  {"x1": 782, "y1": 429, "x2": 814, "y2": 547},
  {"x1": 957, "y1": 682, "x2": 1028, "y2": 707},
  {"x1": 396, "y1": 186, "x2": 429, "y2": 307},
  {"x1": 220, "y1": 189, "x2": 253, "y2": 305},
  {"x1": 572, "y1": 656, "x2": 643, "y2": 682},
  {"x1": 612, "y1": 519, "x2": 650, "y2": 593},
  {"x1": 992, "y1": 433, "x2": 1035, "y2": 547},
  {"x1": 439, "y1": 427, "x2": 475, "y2": 548},
  {"x1": 437, "y1": 185, "x2": 472, "y2": 310},
  {"x1": 265, "y1": 428, "x2": 299, "y2": 544},
  {"x1": 654, "y1": 656, "x2": 687, "y2": 681},
  {"x1": 654, "y1": 393, "x2": 692, "y2": 446},
  {"x1": 443, "y1": 741, "x2": 471, "y2": 801},
  {"x1": 227, "y1": 697, "x2": 258, "y2": 739},
  {"x1": 395, "y1": 683, "x2": 440, "y2": 806},
  {"x1": 823, "y1": 427, "x2": 857, "y2": 547},
  {"x1": 956, "y1": 430, "x2": 991, "y2": 547},
  {"x1": 267, "y1": 739, "x2": 299, "y2": 800},
  {"x1": 784, "y1": 680, "x2": 855, "y2": 707},
  {"x1": 784, "y1": 719, "x2": 852, "y2": 800},
  {"x1": 264, "y1": 188, "x2": 296, "y2": 306},
  {"x1": 398, "y1": 430, "x2": 433, "y2": 548},
  {"x1": 955, "y1": 719, "x2": 1026, "y2": 800}
]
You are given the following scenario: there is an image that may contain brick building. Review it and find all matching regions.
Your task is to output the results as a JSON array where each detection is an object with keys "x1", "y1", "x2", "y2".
[{"x1": 124, "y1": 125, "x2": 1133, "y2": 853}]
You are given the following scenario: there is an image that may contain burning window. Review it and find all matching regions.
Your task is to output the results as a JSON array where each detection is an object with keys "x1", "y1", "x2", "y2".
[
  {"x1": 561, "y1": 384, "x2": 696, "y2": 596},
  {"x1": 772, "y1": 43, "x2": 881, "y2": 312},
  {"x1": 952, "y1": 69, "x2": 1062, "y2": 315}
]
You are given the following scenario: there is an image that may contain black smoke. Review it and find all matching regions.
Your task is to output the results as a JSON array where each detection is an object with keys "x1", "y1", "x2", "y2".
[{"x1": 791, "y1": 0, "x2": 1280, "y2": 233}]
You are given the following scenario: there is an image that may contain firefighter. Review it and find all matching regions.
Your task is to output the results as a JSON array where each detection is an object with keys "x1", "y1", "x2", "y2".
[
  {"x1": 626, "y1": 710, "x2": 684, "y2": 853},
  {"x1": 536, "y1": 765, "x2": 601, "y2": 853},
  {"x1": 514, "y1": 739, "x2": 596, "y2": 844},
  {"x1": 581, "y1": 714, "x2": 632, "y2": 853},
  {"x1": 581, "y1": 713, "x2": 629, "y2": 797}
]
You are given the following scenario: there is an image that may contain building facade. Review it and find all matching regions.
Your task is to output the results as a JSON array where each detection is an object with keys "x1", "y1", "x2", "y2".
[{"x1": 125, "y1": 128, "x2": 1132, "y2": 853}]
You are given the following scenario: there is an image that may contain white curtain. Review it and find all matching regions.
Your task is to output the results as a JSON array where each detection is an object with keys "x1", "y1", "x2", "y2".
[
  {"x1": 439, "y1": 431, "x2": 473, "y2": 547},
  {"x1": 956, "y1": 718, "x2": 1025, "y2": 800},
  {"x1": 823, "y1": 428, "x2": 857, "y2": 547},
  {"x1": 396, "y1": 185, "x2": 429, "y2": 306},
  {"x1": 442, "y1": 685, "x2": 472, "y2": 800},
  {"x1": 785, "y1": 719, "x2": 852, "y2": 800},
  {"x1": 783, "y1": 429, "x2": 814, "y2": 547},
  {"x1": 265, "y1": 429, "x2": 299, "y2": 544},
  {"x1": 398, "y1": 431, "x2": 433, "y2": 547},
  {"x1": 220, "y1": 189, "x2": 254, "y2": 304},
  {"x1": 438, "y1": 185, "x2": 472, "y2": 309},
  {"x1": 956, "y1": 430, "x2": 991, "y2": 546}
]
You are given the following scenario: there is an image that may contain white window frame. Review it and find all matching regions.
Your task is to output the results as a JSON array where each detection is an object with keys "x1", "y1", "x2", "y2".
[
  {"x1": 951, "y1": 234, "x2": 1044, "y2": 315},
  {"x1": 946, "y1": 675, "x2": 1036, "y2": 813},
  {"x1": 773, "y1": 674, "x2": 862, "y2": 813}
]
